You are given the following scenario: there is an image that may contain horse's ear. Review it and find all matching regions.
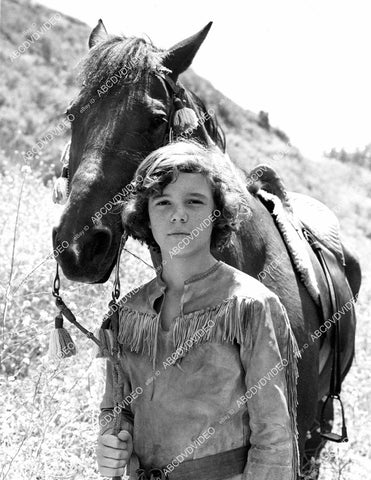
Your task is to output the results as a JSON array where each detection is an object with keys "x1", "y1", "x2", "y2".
[
  {"x1": 163, "y1": 22, "x2": 213, "y2": 78},
  {"x1": 89, "y1": 19, "x2": 108, "y2": 48}
]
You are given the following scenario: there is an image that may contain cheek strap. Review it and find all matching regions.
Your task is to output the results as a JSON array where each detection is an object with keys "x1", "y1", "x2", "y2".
[
  {"x1": 159, "y1": 74, "x2": 199, "y2": 141},
  {"x1": 52, "y1": 141, "x2": 70, "y2": 205}
]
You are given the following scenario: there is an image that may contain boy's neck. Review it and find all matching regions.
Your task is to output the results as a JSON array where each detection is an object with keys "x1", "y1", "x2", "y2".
[{"x1": 160, "y1": 251, "x2": 218, "y2": 293}]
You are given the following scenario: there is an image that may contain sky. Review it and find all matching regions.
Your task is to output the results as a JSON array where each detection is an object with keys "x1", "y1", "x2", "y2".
[{"x1": 36, "y1": 0, "x2": 371, "y2": 160}]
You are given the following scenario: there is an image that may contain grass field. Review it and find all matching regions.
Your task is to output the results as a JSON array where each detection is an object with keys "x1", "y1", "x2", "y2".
[{"x1": 0, "y1": 150, "x2": 370, "y2": 479}]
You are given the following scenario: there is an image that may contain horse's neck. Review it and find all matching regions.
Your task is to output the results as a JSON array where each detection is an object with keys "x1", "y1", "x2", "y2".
[
  {"x1": 179, "y1": 88, "x2": 283, "y2": 274},
  {"x1": 224, "y1": 194, "x2": 284, "y2": 278}
]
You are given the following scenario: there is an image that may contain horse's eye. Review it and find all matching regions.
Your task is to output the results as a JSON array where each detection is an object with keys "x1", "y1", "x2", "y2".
[
  {"x1": 65, "y1": 107, "x2": 75, "y2": 119},
  {"x1": 151, "y1": 116, "x2": 167, "y2": 129}
]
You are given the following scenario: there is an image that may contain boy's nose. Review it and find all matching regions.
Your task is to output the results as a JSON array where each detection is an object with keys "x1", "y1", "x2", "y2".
[{"x1": 170, "y1": 209, "x2": 188, "y2": 223}]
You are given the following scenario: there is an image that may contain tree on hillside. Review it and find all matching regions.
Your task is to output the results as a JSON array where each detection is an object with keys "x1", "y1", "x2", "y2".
[{"x1": 325, "y1": 144, "x2": 371, "y2": 169}]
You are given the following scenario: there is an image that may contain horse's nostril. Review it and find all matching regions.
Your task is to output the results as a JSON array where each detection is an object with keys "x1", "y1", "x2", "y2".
[{"x1": 85, "y1": 228, "x2": 112, "y2": 263}]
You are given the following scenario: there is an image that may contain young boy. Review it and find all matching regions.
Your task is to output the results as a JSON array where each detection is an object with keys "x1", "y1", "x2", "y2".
[{"x1": 96, "y1": 140, "x2": 299, "y2": 480}]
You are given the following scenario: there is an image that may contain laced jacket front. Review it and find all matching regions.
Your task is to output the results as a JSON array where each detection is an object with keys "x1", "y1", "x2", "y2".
[{"x1": 99, "y1": 260, "x2": 300, "y2": 480}]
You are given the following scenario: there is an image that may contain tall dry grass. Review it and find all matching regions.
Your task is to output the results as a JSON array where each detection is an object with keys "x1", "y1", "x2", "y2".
[{"x1": 0, "y1": 151, "x2": 370, "y2": 479}]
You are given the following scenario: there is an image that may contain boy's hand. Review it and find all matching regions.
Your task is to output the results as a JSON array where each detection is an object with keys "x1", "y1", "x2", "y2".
[{"x1": 97, "y1": 429, "x2": 133, "y2": 477}]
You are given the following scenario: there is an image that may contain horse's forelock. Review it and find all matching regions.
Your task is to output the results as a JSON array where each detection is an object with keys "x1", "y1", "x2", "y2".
[
  {"x1": 74, "y1": 34, "x2": 225, "y2": 153},
  {"x1": 77, "y1": 35, "x2": 166, "y2": 98}
]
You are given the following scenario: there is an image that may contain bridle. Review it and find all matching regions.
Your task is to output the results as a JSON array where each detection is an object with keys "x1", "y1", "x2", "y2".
[
  {"x1": 157, "y1": 72, "x2": 196, "y2": 142},
  {"x1": 53, "y1": 71, "x2": 203, "y2": 205},
  {"x1": 51, "y1": 68, "x2": 209, "y2": 352},
  {"x1": 50, "y1": 70, "x2": 214, "y2": 480}
]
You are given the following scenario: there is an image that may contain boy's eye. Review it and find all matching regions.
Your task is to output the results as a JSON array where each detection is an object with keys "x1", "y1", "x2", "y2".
[{"x1": 153, "y1": 199, "x2": 203, "y2": 206}]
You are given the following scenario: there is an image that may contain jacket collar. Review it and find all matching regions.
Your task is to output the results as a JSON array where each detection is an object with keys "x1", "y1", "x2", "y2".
[{"x1": 148, "y1": 260, "x2": 223, "y2": 312}]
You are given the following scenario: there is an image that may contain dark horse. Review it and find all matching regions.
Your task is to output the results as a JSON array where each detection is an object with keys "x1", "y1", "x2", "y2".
[{"x1": 52, "y1": 21, "x2": 361, "y2": 477}]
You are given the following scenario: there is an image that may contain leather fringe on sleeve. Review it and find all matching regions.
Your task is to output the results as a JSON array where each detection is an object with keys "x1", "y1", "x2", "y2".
[{"x1": 278, "y1": 301, "x2": 301, "y2": 480}]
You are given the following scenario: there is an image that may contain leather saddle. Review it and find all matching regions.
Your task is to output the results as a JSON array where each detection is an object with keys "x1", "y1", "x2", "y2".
[
  {"x1": 288, "y1": 192, "x2": 356, "y2": 396},
  {"x1": 248, "y1": 166, "x2": 357, "y2": 407}
]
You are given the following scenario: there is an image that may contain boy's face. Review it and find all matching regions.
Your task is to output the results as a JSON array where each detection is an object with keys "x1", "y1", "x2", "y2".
[{"x1": 148, "y1": 172, "x2": 216, "y2": 259}]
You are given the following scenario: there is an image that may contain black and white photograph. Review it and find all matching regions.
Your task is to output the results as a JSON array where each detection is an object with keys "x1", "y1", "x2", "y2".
[{"x1": 0, "y1": 1, "x2": 370, "y2": 479}]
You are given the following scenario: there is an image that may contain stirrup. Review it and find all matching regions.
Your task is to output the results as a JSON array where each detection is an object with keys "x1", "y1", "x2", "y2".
[
  {"x1": 149, "y1": 468, "x2": 167, "y2": 480},
  {"x1": 136, "y1": 467, "x2": 167, "y2": 480},
  {"x1": 136, "y1": 468, "x2": 148, "y2": 480},
  {"x1": 320, "y1": 393, "x2": 348, "y2": 442}
]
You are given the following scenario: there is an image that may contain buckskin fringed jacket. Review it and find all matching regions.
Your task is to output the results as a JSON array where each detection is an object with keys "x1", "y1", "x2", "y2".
[{"x1": 99, "y1": 260, "x2": 300, "y2": 480}]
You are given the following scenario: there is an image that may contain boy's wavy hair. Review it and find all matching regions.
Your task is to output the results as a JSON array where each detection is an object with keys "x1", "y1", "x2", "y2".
[{"x1": 121, "y1": 140, "x2": 250, "y2": 252}]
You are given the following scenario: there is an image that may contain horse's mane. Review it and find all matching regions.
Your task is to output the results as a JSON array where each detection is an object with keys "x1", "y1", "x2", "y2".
[
  {"x1": 185, "y1": 90, "x2": 226, "y2": 152},
  {"x1": 78, "y1": 35, "x2": 226, "y2": 152}
]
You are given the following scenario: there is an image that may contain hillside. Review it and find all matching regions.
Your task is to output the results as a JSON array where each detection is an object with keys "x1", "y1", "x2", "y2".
[
  {"x1": 1, "y1": 1, "x2": 371, "y2": 479},
  {"x1": 0, "y1": 0, "x2": 298, "y2": 180}
]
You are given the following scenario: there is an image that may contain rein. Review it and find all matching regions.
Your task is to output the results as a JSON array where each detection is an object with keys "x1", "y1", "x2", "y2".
[
  {"x1": 50, "y1": 70, "x2": 205, "y2": 339},
  {"x1": 49, "y1": 71, "x2": 218, "y2": 480},
  {"x1": 49, "y1": 231, "x2": 128, "y2": 360},
  {"x1": 50, "y1": 71, "x2": 202, "y2": 352},
  {"x1": 49, "y1": 73, "x2": 207, "y2": 480}
]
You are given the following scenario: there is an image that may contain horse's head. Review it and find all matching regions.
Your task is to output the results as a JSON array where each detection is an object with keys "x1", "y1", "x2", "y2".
[{"x1": 52, "y1": 20, "x2": 224, "y2": 283}]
